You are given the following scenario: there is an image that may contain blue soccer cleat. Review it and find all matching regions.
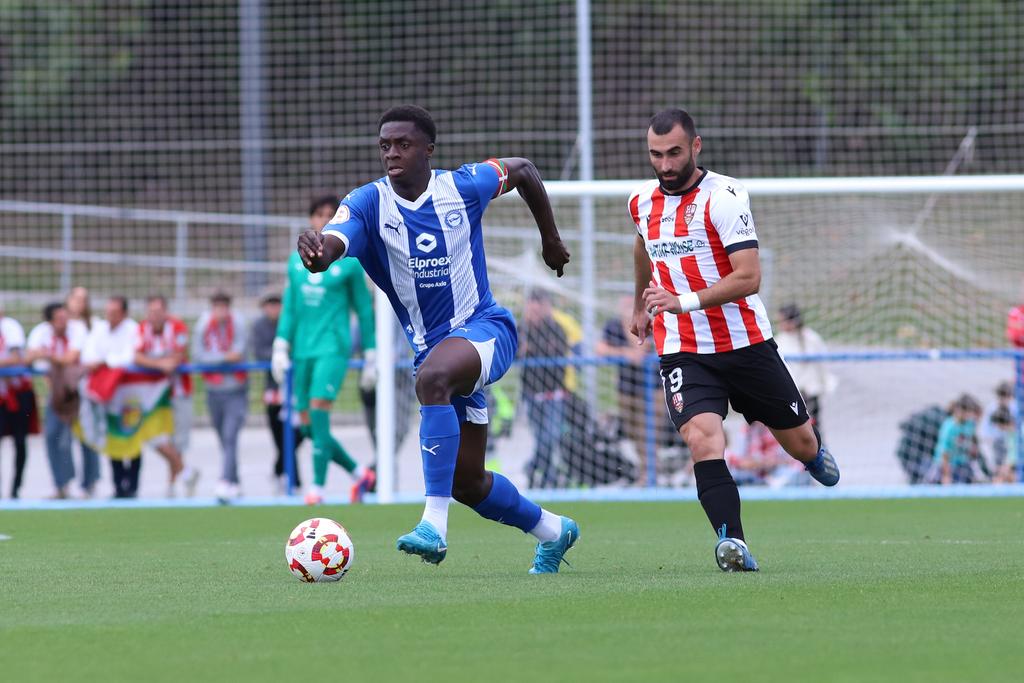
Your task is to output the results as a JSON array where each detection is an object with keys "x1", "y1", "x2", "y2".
[
  {"x1": 715, "y1": 530, "x2": 759, "y2": 573},
  {"x1": 396, "y1": 521, "x2": 448, "y2": 565},
  {"x1": 529, "y1": 516, "x2": 579, "y2": 574},
  {"x1": 804, "y1": 447, "x2": 841, "y2": 487}
]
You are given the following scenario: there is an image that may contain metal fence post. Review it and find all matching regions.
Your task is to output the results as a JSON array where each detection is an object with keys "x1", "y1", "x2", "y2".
[
  {"x1": 576, "y1": 0, "x2": 598, "y2": 408},
  {"x1": 644, "y1": 355, "x2": 658, "y2": 487},
  {"x1": 282, "y1": 366, "x2": 296, "y2": 496},
  {"x1": 1015, "y1": 352, "x2": 1023, "y2": 484},
  {"x1": 60, "y1": 212, "x2": 73, "y2": 292},
  {"x1": 175, "y1": 220, "x2": 188, "y2": 303}
]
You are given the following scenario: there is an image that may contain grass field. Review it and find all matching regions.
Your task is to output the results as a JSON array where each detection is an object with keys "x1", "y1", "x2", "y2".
[{"x1": 1, "y1": 498, "x2": 1021, "y2": 682}]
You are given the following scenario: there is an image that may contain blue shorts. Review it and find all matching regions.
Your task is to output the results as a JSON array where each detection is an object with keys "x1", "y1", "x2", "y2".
[{"x1": 414, "y1": 306, "x2": 518, "y2": 424}]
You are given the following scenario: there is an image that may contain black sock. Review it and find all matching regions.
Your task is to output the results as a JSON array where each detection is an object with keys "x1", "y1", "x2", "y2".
[
  {"x1": 812, "y1": 423, "x2": 823, "y2": 452},
  {"x1": 693, "y1": 459, "x2": 744, "y2": 541}
]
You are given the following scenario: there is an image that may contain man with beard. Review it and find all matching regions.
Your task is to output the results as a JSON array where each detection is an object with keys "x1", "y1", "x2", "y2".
[{"x1": 629, "y1": 109, "x2": 840, "y2": 572}]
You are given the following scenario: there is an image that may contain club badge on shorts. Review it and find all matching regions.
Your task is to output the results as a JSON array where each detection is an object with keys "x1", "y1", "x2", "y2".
[{"x1": 672, "y1": 392, "x2": 684, "y2": 413}]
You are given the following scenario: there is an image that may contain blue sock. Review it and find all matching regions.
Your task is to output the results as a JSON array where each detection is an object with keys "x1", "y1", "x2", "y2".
[
  {"x1": 473, "y1": 472, "x2": 543, "y2": 533},
  {"x1": 420, "y1": 405, "x2": 461, "y2": 497}
]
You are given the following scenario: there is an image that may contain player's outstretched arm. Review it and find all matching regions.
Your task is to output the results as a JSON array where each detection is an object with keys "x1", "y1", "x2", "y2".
[
  {"x1": 500, "y1": 157, "x2": 570, "y2": 277},
  {"x1": 297, "y1": 230, "x2": 345, "y2": 273}
]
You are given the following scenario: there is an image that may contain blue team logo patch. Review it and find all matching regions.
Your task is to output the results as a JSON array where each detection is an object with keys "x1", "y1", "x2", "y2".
[{"x1": 444, "y1": 210, "x2": 463, "y2": 229}]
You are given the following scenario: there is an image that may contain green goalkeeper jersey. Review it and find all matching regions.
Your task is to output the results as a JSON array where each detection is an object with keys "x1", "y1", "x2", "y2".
[{"x1": 276, "y1": 251, "x2": 376, "y2": 360}]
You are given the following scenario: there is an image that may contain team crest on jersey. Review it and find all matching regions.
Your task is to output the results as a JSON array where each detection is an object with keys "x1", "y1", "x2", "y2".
[
  {"x1": 444, "y1": 209, "x2": 463, "y2": 229},
  {"x1": 672, "y1": 392, "x2": 684, "y2": 413},
  {"x1": 331, "y1": 204, "x2": 350, "y2": 224},
  {"x1": 683, "y1": 203, "x2": 697, "y2": 225},
  {"x1": 415, "y1": 233, "x2": 438, "y2": 254},
  {"x1": 307, "y1": 272, "x2": 323, "y2": 284}
]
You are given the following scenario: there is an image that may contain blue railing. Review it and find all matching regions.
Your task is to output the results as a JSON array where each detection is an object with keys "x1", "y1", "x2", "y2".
[{"x1": 4, "y1": 347, "x2": 1023, "y2": 490}]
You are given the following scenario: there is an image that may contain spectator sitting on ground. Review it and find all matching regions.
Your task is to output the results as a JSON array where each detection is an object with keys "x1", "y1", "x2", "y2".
[
  {"x1": 192, "y1": 290, "x2": 248, "y2": 502},
  {"x1": 988, "y1": 406, "x2": 1019, "y2": 484},
  {"x1": 931, "y1": 393, "x2": 987, "y2": 485}
]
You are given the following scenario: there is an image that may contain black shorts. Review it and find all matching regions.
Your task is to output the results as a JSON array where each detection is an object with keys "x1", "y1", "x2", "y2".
[{"x1": 659, "y1": 339, "x2": 810, "y2": 431}]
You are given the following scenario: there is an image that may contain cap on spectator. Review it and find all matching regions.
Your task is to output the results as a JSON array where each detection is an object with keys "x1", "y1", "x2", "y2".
[
  {"x1": 996, "y1": 381, "x2": 1013, "y2": 399},
  {"x1": 210, "y1": 290, "x2": 232, "y2": 305}
]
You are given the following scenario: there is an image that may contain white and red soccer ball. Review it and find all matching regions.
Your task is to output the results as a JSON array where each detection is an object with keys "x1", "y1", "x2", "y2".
[{"x1": 285, "y1": 517, "x2": 355, "y2": 583}]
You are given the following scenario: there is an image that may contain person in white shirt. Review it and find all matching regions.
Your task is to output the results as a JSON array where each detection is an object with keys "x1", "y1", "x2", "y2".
[
  {"x1": 774, "y1": 303, "x2": 837, "y2": 439},
  {"x1": 82, "y1": 296, "x2": 144, "y2": 498},
  {"x1": 1, "y1": 306, "x2": 38, "y2": 499},
  {"x1": 63, "y1": 286, "x2": 102, "y2": 495},
  {"x1": 26, "y1": 302, "x2": 88, "y2": 498}
]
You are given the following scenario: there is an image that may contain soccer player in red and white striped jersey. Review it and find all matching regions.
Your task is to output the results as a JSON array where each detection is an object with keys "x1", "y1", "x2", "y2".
[{"x1": 629, "y1": 109, "x2": 840, "y2": 572}]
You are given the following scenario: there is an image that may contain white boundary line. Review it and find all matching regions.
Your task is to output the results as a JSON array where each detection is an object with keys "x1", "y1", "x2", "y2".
[{"x1": 0, "y1": 484, "x2": 1021, "y2": 512}]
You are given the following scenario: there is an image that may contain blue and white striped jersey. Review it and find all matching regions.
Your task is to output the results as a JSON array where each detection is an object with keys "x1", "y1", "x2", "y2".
[{"x1": 323, "y1": 160, "x2": 509, "y2": 353}]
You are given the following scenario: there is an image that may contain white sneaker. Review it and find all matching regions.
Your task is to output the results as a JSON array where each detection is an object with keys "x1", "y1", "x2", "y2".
[{"x1": 215, "y1": 480, "x2": 239, "y2": 503}]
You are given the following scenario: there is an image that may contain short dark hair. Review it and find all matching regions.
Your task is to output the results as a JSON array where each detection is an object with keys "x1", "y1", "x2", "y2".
[
  {"x1": 146, "y1": 294, "x2": 167, "y2": 307},
  {"x1": 527, "y1": 289, "x2": 551, "y2": 304},
  {"x1": 649, "y1": 109, "x2": 697, "y2": 139},
  {"x1": 210, "y1": 290, "x2": 231, "y2": 305},
  {"x1": 378, "y1": 105, "x2": 437, "y2": 143},
  {"x1": 42, "y1": 302, "x2": 64, "y2": 322},
  {"x1": 109, "y1": 296, "x2": 129, "y2": 314},
  {"x1": 952, "y1": 393, "x2": 981, "y2": 414},
  {"x1": 309, "y1": 193, "x2": 340, "y2": 217},
  {"x1": 260, "y1": 293, "x2": 282, "y2": 306}
]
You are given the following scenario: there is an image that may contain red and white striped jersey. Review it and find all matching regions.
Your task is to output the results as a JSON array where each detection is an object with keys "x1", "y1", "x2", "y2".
[{"x1": 629, "y1": 169, "x2": 773, "y2": 355}]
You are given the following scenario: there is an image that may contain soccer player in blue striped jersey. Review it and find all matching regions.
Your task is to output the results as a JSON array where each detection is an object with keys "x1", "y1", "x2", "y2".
[{"x1": 297, "y1": 105, "x2": 578, "y2": 573}]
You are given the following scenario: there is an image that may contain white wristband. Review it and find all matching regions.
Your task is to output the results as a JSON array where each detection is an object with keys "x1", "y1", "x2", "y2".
[{"x1": 677, "y1": 292, "x2": 701, "y2": 313}]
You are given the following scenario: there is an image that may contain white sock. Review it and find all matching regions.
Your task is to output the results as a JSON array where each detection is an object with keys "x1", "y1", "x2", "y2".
[
  {"x1": 421, "y1": 496, "x2": 451, "y2": 539},
  {"x1": 529, "y1": 509, "x2": 563, "y2": 543},
  {"x1": 308, "y1": 484, "x2": 323, "y2": 497}
]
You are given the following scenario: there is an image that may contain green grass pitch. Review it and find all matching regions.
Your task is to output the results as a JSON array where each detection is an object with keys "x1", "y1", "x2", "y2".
[{"x1": 1, "y1": 498, "x2": 1021, "y2": 682}]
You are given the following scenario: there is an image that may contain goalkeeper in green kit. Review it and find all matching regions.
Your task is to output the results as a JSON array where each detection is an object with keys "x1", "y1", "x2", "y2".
[{"x1": 272, "y1": 194, "x2": 378, "y2": 505}]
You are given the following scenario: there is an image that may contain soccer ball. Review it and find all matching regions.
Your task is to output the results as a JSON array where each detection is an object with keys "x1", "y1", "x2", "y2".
[{"x1": 285, "y1": 517, "x2": 355, "y2": 583}]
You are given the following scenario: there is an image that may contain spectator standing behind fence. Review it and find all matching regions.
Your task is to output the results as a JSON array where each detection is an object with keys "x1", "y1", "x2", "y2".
[
  {"x1": 193, "y1": 291, "x2": 248, "y2": 502},
  {"x1": 26, "y1": 303, "x2": 87, "y2": 499},
  {"x1": 80, "y1": 296, "x2": 143, "y2": 498},
  {"x1": 251, "y1": 293, "x2": 303, "y2": 493},
  {"x1": 0, "y1": 306, "x2": 39, "y2": 499},
  {"x1": 931, "y1": 394, "x2": 988, "y2": 485},
  {"x1": 133, "y1": 295, "x2": 199, "y2": 498},
  {"x1": 518, "y1": 290, "x2": 569, "y2": 488},
  {"x1": 596, "y1": 295, "x2": 665, "y2": 483},
  {"x1": 774, "y1": 304, "x2": 835, "y2": 437},
  {"x1": 64, "y1": 286, "x2": 101, "y2": 495}
]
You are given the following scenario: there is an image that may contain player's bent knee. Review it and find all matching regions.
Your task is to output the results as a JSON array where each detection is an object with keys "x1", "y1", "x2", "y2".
[
  {"x1": 681, "y1": 417, "x2": 726, "y2": 462},
  {"x1": 415, "y1": 366, "x2": 455, "y2": 405}
]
